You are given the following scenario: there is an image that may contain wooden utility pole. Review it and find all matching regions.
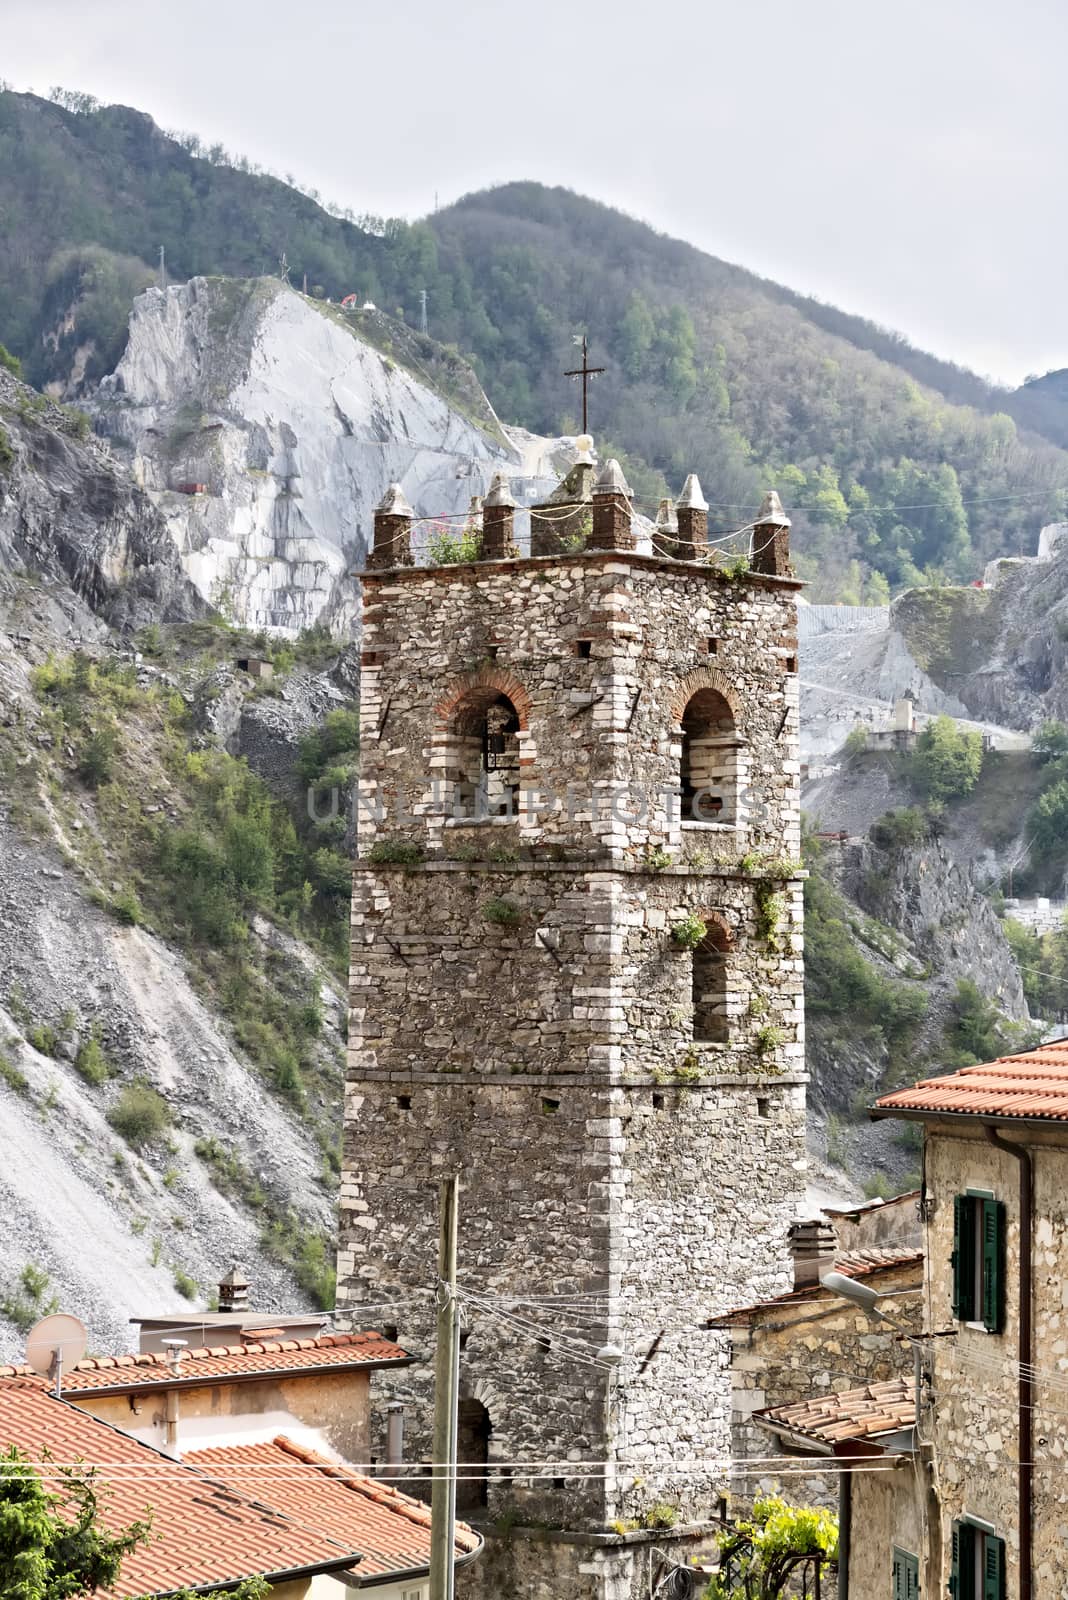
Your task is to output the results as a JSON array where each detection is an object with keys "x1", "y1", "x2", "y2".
[{"x1": 429, "y1": 1175, "x2": 460, "y2": 1600}]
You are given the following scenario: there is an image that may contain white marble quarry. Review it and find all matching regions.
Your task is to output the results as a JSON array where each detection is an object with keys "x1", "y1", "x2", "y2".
[{"x1": 96, "y1": 278, "x2": 566, "y2": 633}]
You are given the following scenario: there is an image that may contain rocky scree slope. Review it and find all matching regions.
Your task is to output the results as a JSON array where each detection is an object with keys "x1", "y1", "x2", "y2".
[
  {"x1": 94, "y1": 277, "x2": 564, "y2": 633},
  {"x1": 0, "y1": 383, "x2": 362, "y2": 1356}
]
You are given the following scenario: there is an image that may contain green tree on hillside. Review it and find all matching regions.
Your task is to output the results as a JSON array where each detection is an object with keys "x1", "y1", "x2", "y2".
[{"x1": 910, "y1": 715, "x2": 983, "y2": 803}]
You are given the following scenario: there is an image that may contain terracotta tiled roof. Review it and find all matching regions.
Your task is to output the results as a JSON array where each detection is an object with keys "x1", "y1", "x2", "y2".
[
  {"x1": 707, "y1": 1248, "x2": 923, "y2": 1328},
  {"x1": 0, "y1": 1380, "x2": 362, "y2": 1596},
  {"x1": 755, "y1": 1375, "x2": 916, "y2": 1453},
  {"x1": 0, "y1": 1331, "x2": 411, "y2": 1394},
  {"x1": 186, "y1": 1437, "x2": 482, "y2": 1581},
  {"x1": 874, "y1": 1040, "x2": 1068, "y2": 1122}
]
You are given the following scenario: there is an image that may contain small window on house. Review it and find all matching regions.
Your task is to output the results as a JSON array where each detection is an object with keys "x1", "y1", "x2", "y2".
[
  {"x1": 552, "y1": 1476, "x2": 566, "y2": 1489},
  {"x1": 383, "y1": 1323, "x2": 398, "y2": 1343},
  {"x1": 536, "y1": 1335, "x2": 551, "y2": 1354},
  {"x1": 952, "y1": 1194, "x2": 1006, "y2": 1332},
  {"x1": 951, "y1": 1521, "x2": 1005, "y2": 1599},
  {"x1": 891, "y1": 1547, "x2": 920, "y2": 1600},
  {"x1": 395, "y1": 1094, "x2": 412, "y2": 1111},
  {"x1": 707, "y1": 638, "x2": 719, "y2": 655},
  {"x1": 652, "y1": 1092, "x2": 665, "y2": 1110},
  {"x1": 574, "y1": 639, "x2": 593, "y2": 658},
  {"x1": 459, "y1": 1327, "x2": 471, "y2": 1350},
  {"x1": 784, "y1": 654, "x2": 797, "y2": 673},
  {"x1": 756, "y1": 1096, "x2": 770, "y2": 1119},
  {"x1": 541, "y1": 1096, "x2": 560, "y2": 1115},
  {"x1": 486, "y1": 645, "x2": 499, "y2": 661}
]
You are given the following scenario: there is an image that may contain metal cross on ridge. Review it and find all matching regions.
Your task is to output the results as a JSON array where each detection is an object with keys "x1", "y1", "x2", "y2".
[{"x1": 565, "y1": 334, "x2": 605, "y2": 434}]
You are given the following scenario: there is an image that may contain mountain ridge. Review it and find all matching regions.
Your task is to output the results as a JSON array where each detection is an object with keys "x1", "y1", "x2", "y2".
[{"x1": 3, "y1": 89, "x2": 1068, "y2": 599}]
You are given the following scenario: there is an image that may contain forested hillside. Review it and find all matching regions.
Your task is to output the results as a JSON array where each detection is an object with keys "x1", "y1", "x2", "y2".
[{"x1": 3, "y1": 87, "x2": 1068, "y2": 598}]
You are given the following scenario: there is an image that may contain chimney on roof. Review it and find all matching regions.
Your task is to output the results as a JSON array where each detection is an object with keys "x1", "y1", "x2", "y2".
[
  {"x1": 481, "y1": 473, "x2": 519, "y2": 560},
  {"x1": 368, "y1": 483, "x2": 414, "y2": 570},
  {"x1": 674, "y1": 474, "x2": 709, "y2": 562},
  {"x1": 591, "y1": 459, "x2": 636, "y2": 552},
  {"x1": 750, "y1": 489, "x2": 793, "y2": 578},
  {"x1": 787, "y1": 1217, "x2": 838, "y2": 1290},
  {"x1": 218, "y1": 1264, "x2": 250, "y2": 1313},
  {"x1": 384, "y1": 1400, "x2": 405, "y2": 1479}
]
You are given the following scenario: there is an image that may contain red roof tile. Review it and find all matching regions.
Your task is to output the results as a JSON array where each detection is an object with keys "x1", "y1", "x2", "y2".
[
  {"x1": 186, "y1": 1438, "x2": 481, "y2": 1581},
  {"x1": 875, "y1": 1039, "x2": 1068, "y2": 1122},
  {"x1": 756, "y1": 1376, "x2": 916, "y2": 1452},
  {"x1": 0, "y1": 1332, "x2": 411, "y2": 1394},
  {"x1": 707, "y1": 1249, "x2": 923, "y2": 1328},
  {"x1": 0, "y1": 1380, "x2": 362, "y2": 1596}
]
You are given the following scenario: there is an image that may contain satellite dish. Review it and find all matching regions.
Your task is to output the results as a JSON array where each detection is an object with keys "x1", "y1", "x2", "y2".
[{"x1": 26, "y1": 1314, "x2": 87, "y2": 1393}]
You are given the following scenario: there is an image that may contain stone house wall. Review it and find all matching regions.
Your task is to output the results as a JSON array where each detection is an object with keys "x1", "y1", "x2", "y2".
[
  {"x1": 923, "y1": 1126, "x2": 1068, "y2": 1599},
  {"x1": 843, "y1": 1123, "x2": 1068, "y2": 1599},
  {"x1": 725, "y1": 1259, "x2": 921, "y2": 1509},
  {"x1": 847, "y1": 1464, "x2": 924, "y2": 1600}
]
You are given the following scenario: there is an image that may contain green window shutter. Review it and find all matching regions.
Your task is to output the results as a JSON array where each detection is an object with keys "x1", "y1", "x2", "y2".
[
  {"x1": 894, "y1": 1548, "x2": 920, "y2": 1598},
  {"x1": 952, "y1": 1196, "x2": 974, "y2": 1319},
  {"x1": 983, "y1": 1534, "x2": 1006, "y2": 1600},
  {"x1": 951, "y1": 1521, "x2": 976, "y2": 1598},
  {"x1": 982, "y1": 1199, "x2": 1006, "y2": 1334}
]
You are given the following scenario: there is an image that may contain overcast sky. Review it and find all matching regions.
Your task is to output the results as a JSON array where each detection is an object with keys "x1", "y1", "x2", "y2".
[{"x1": 5, "y1": 0, "x2": 1065, "y2": 386}]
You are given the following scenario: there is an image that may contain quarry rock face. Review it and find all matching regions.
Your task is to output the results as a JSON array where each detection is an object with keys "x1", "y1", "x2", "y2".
[
  {"x1": 0, "y1": 370, "x2": 203, "y2": 629},
  {"x1": 96, "y1": 279, "x2": 563, "y2": 633}
]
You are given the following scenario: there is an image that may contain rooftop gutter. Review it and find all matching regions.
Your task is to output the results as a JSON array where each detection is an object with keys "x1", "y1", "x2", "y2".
[
  {"x1": 60, "y1": 1353, "x2": 414, "y2": 1400},
  {"x1": 338, "y1": 1535, "x2": 484, "y2": 1590},
  {"x1": 147, "y1": 1548, "x2": 365, "y2": 1596},
  {"x1": 870, "y1": 1105, "x2": 1066, "y2": 1127}
]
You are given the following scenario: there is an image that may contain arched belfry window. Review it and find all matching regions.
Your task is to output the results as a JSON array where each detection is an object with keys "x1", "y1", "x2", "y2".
[
  {"x1": 445, "y1": 689, "x2": 521, "y2": 817},
  {"x1": 679, "y1": 687, "x2": 742, "y2": 825},
  {"x1": 434, "y1": 669, "x2": 533, "y2": 823},
  {"x1": 693, "y1": 914, "x2": 732, "y2": 1043}
]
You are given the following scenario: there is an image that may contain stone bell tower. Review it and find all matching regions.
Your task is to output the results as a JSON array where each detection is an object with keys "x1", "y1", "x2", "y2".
[{"x1": 337, "y1": 462, "x2": 807, "y2": 1599}]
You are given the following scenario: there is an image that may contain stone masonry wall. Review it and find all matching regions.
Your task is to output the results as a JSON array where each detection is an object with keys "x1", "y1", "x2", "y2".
[
  {"x1": 724, "y1": 1260, "x2": 922, "y2": 1510},
  {"x1": 356, "y1": 552, "x2": 800, "y2": 864},
  {"x1": 338, "y1": 542, "x2": 807, "y2": 1552},
  {"x1": 921, "y1": 1126, "x2": 1068, "y2": 1600}
]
